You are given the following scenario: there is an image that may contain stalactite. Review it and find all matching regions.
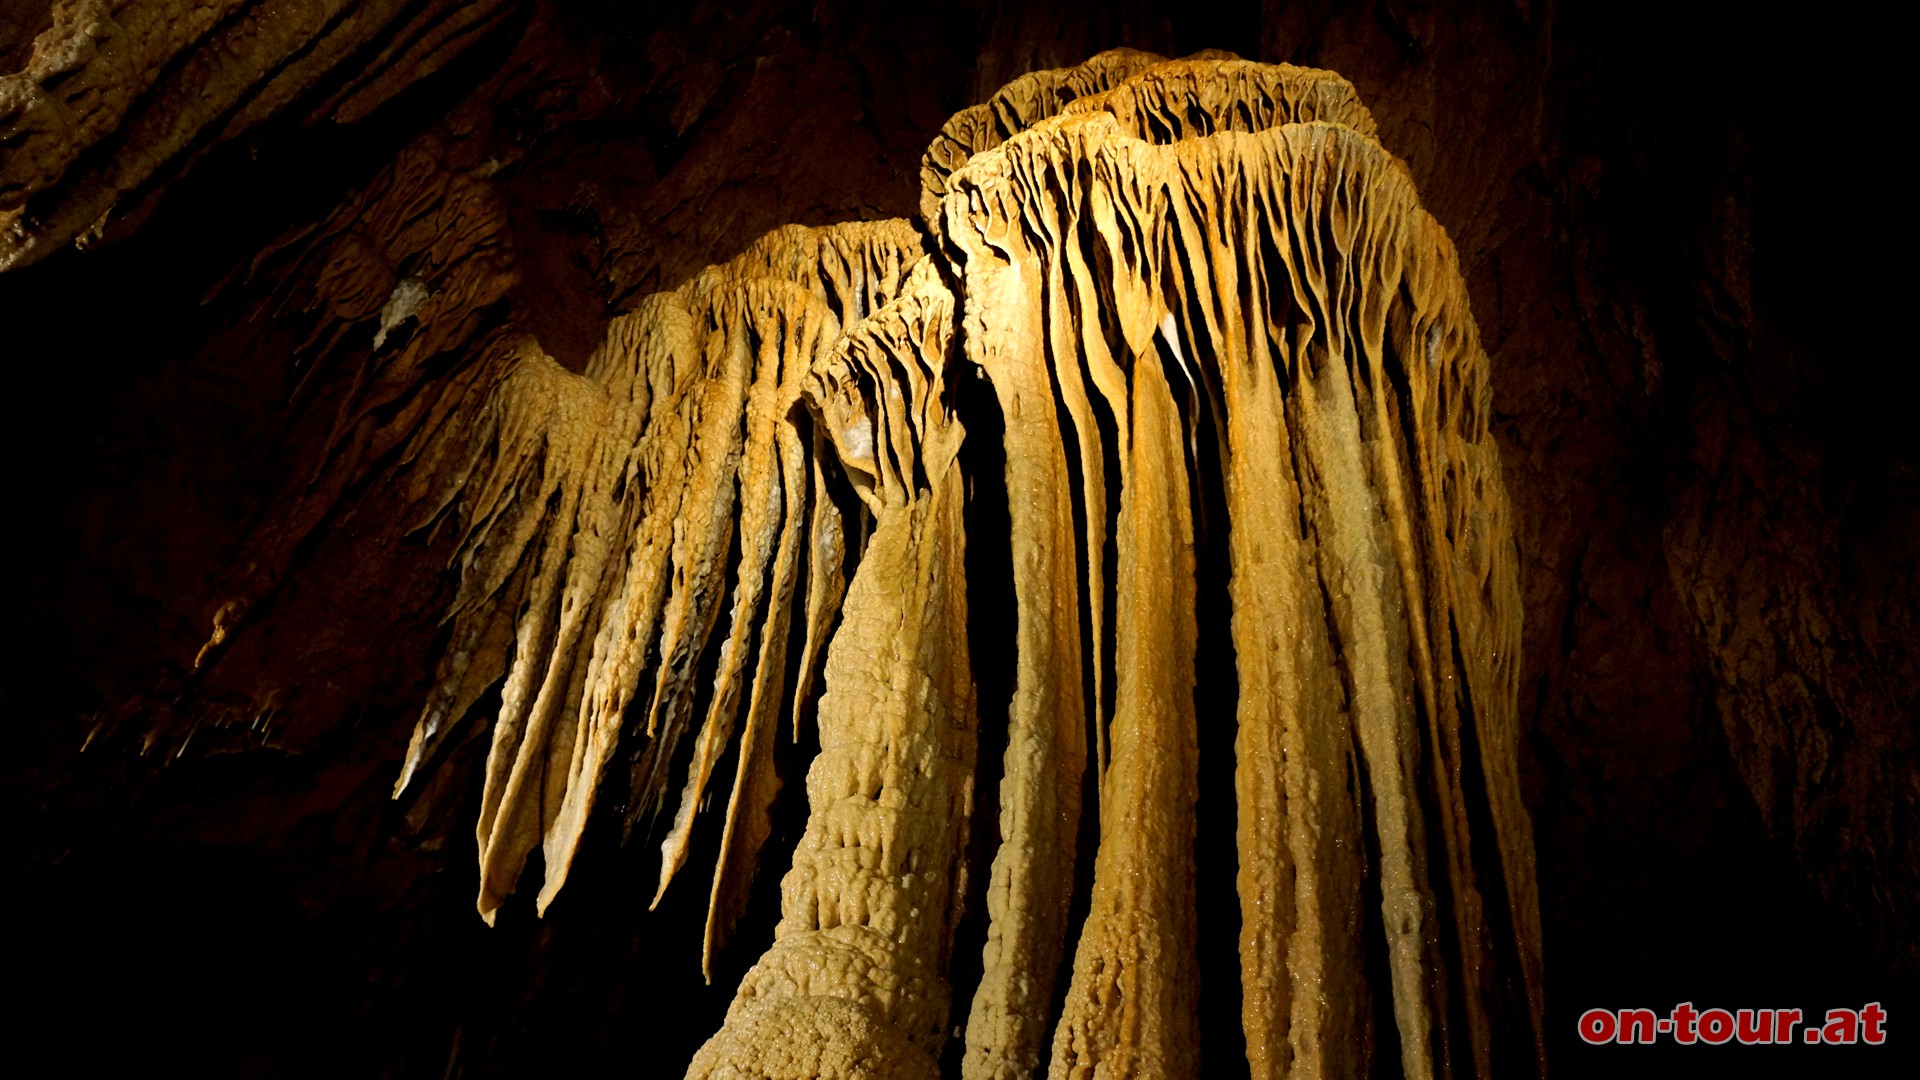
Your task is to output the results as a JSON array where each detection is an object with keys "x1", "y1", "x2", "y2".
[
  {"x1": 685, "y1": 259, "x2": 976, "y2": 1079},
  {"x1": 920, "y1": 46, "x2": 1164, "y2": 227},
  {"x1": 930, "y1": 53, "x2": 1402, "y2": 1080},
  {"x1": 382, "y1": 220, "x2": 927, "y2": 925},
  {"x1": 9, "y1": 30, "x2": 1545, "y2": 1074},
  {"x1": 372, "y1": 54, "x2": 1539, "y2": 1077},
  {"x1": 10, "y1": 1, "x2": 1915, "y2": 1076},
  {"x1": 933, "y1": 86, "x2": 1540, "y2": 1071}
]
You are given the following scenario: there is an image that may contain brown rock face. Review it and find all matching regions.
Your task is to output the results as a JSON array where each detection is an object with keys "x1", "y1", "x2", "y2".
[{"x1": 3, "y1": 2, "x2": 1911, "y2": 1077}]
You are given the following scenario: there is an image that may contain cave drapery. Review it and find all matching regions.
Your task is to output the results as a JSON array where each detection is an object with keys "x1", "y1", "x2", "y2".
[
  {"x1": 375, "y1": 53, "x2": 1542, "y2": 1078},
  {"x1": 11, "y1": 28, "x2": 1542, "y2": 1073},
  {"x1": 8, "y1": 3, "x2": 1910, "y2": 1078}
]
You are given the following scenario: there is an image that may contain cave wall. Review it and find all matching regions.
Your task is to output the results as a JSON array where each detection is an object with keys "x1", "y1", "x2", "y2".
[{"x1": 2, "y1": 1, "x2": 1911, "y2": 1075}]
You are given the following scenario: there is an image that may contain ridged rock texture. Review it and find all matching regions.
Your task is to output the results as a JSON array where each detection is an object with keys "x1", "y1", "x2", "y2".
[
  {"x1": 6, "y1": 3, "x2": 1913, "y2": 1078},
  {"x1": 385, "y1": 53, "x2": 1540, "y2": 1079},
  {"x1": 383, "y1": 53, "x2": 1539, "y2": 1077},
  {"x1": 0, "y1": 0, "x2": 516, "y2": 270}
]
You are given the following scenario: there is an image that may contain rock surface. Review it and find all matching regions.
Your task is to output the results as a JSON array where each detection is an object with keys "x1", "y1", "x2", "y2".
[{"x1": 3, "y1": 1, "x2": 1911, "y2": 1076}]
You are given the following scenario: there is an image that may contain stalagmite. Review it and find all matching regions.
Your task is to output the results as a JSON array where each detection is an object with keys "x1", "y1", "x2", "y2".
[
  {"x1": 19, "y1": 37, "x2": 1548, "y2": 1076},
  {"x1": 685, "y1": 260, "x2": 977, "y2": 1079},
  {"x1": 400, "y1": 54, "x2": 1538, "y2": 1077}
]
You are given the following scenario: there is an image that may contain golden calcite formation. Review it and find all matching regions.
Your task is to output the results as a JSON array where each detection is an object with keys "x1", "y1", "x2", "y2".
[
  {"x1": 684, "y1": 258, "x2": 977, "y2": 1080},
  {"x1": 936, "y1": 90, "x2": 1539, "y2": 1075},
  {"x1": 385, "y1": 51, "x2": 1538, "y2": 1078},
  {"x1": 64, "y1": 44, "x2": 1542, "y2": 1078},
  {"x1": 388, "y1": 220, "x2": 926, "y2": 948},
  {"x1": 931, "y1": 57, "x2": 1394, "y2": 1080}
]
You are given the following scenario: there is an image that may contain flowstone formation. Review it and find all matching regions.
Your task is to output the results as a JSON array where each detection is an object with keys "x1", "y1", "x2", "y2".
[
  {"x1": 370, "y1": 52, "x2": 1541, "y2": 1079},
  {"x1": 7, "y1": 30, "x2": 1543, "y2": 1076}
]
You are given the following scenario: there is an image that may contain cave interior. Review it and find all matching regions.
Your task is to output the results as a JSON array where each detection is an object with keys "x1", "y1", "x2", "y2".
[{"x1": 1, "y1": 1, "x2": 1914, "y2": 1077}]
